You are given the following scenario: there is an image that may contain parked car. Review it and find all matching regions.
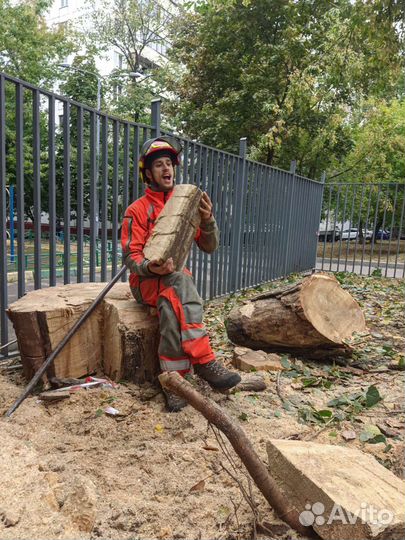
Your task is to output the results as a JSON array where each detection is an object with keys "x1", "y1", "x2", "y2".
[
  {"x1": 363, "y1": 229, "x2": 373, "y2": 241},
  {"x1": 341, "y1": 228, "x2": 359, "y2": 240},
  {"x1": 341, "y1": 228, "x2": 373, "y2": 241},
  {"x1": 318, "y1": 227, "x2": 340, "y2": 242},
  {"x1": 376, "y1": 229, "x2": 390, "y2": 240}
]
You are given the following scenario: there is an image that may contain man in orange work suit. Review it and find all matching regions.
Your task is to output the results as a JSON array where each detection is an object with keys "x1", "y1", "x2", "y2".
[{"x1": 121, "y1": 136, "x2": 241, "y2": 411}]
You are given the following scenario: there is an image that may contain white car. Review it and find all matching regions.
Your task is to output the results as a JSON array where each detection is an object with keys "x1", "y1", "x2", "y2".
[
  {"x1": 341, "y1": 228, "x2": 373, "y2": 241},
  {"x1": 341, "y1": 228, "x2": 359, "y2": 240}
]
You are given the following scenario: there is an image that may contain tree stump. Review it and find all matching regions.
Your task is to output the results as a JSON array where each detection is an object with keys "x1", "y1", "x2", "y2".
[
  {"x1": 226, "y1": 273, "x2": 366, "y2": 354},
  {"x1": 7, "y1": 283, "x2": 160, "y2": 383}
]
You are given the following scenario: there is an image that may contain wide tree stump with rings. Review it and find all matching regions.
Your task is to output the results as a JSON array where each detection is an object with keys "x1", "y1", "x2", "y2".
[{"x1": 7, "y1": 282, "x2": 160, "y2": 383}]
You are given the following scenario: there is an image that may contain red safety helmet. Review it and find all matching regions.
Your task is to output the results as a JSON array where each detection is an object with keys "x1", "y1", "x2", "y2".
[{"x1": 139, "y1": 136, "x2": 182, "y2": 183}]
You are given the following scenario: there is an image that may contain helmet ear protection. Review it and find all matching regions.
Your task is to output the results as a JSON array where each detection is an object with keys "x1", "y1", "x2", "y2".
[{"x1": 139, "y1": 136, "x2": 182, "y2": 183}]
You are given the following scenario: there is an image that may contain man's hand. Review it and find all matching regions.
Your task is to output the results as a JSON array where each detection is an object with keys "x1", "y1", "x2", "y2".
[
  {"x1": 148, "y1": 257, "x2": 174, "y2": 275},
  {"x1": 199, "y1": 192, "x2": 213, "y2": 223}
]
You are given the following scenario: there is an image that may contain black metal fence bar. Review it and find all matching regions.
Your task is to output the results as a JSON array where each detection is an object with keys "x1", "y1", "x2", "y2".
[
  {"x1": 89, "y1": 111, "x2": 97, "y2": 282},
  {"x1": 258, "y1": 165, "x2": 266, "y2": 282},
  {"x1": 63, "y1": 101, "x2": 71, "y2": 284},
  {"x1": 48, "y1": 95, "x2": 57, "y2": 287},
  {"x1": 376, "y1": 184, "x2": 389, "y2": 269},
  {"x1": 16, "y1": 83, "x2": 25, "y2": 298},
  {"x1": 33, "y1": 89, "x2": 41, "y2": 289},
  {"x1": 385, "y1": 183, "x2": 399, "y2": 277},
  {"x1": 1, "y1": 71, "x2": 324, "y2": 358},
  {"x1": 0, "y1": 75, "x2": 8, "y2": 353},
  {"x1": 344, "y1": 182, "x2": 357, "y2": 272},
  {"x1": 111, "y1": 120, "x2": 119, "y2": 278},
  {"x1": 76, "y1": 106, "x2": 84, "y2": 283},
  {"x1": 394, "y1": 195, "x2": 405, "y2": 277},
  {"x1": 101, "y1": 116, "x2": 108, "y2": 282}
]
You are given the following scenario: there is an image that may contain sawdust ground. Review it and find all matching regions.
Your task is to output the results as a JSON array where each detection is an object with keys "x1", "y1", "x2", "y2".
[
  {"x1": 0, "y1": 367, "x2": 403, "y2": 540},
  {"x1": 0, "y1": 276, "x2": 404, "y2": 540}
]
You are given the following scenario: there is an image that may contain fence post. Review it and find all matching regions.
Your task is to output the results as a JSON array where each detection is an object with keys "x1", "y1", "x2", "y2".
[
  {"x1": 283, "y1": 160, "x2": 297, "y2": 277},
  {"x1": 151, "y1": 99, "x2": 161, "y2": 138},
  {"x1": 0, "y1": 75, "x2": 8, "y2": 355},
  {"x1": 230, "y1": 137, "x2": 247, "y2": 291},
  {"x1": 313, "y1": 171, "x2": 326, "y2": 271}
]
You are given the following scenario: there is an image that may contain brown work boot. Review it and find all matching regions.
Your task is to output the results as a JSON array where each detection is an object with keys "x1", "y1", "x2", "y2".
[
  {"x1": 162, "y1": 389, "x2": 187, "y2": 413},
  {"x1": 194, "y1": 360, "x2": 241, "y2": 389}
]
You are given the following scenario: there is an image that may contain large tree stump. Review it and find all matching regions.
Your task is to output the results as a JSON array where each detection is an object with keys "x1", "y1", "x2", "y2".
[
  {"x1": 7, "y1": 283, "x2": 160, "y2": 383},
  {"x1": 144, "y1": 184, "x2": 202, "y2": 270},
  {"x1": 226, "y1": 273, "x2": 366, "y2": 354}
]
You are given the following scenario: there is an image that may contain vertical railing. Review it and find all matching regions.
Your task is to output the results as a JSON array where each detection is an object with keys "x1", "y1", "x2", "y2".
[
  {"x1": 0, "y1": 75, "x2": 8, "y2": 354},
  {"x1": 318, "y1": 182, "x2": 405, "y2": 277},
  {"x1": 0, "y1": 71, "x2": 324, "y2": 359}
]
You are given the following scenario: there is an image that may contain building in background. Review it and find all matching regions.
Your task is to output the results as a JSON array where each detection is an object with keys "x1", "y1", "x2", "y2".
[{"x1": 45, "y1": 0, "x2": 180, "y2": 78}]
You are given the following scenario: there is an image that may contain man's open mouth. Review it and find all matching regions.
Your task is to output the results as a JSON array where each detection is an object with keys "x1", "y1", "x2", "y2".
[{"x1": 163, "y1": 175, "x2": 172, "y2": 182}]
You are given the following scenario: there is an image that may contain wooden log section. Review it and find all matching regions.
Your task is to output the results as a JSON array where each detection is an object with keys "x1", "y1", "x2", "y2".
[
  {"x1": 7, "y1": 283, "x2": 160, "y2": 383},
  {"x1": 226, "y1": 273, "x2": 366, "y2": 353},
  {"x1": 144, "y1": 184, "x2": 202, "y2": 270}
]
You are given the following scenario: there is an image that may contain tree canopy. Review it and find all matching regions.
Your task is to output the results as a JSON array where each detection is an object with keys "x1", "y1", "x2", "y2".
[
  {"x1": 330, "y1": 99, "x2": 405, "y2": 184},
  {"x1": 166, "y1": 0, "x2": 404, "y2": 179},
  {"x1": 0, "y1": 0, "x2": 74, "y2": 84}
]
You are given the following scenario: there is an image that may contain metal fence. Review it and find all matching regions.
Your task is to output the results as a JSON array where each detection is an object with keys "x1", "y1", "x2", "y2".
[
  {"x1": 0, "y1": 72, "x2": 324, "y2": 358},
  {"x1": 317, "y1": 182, "x2": 405, "y2": 278}
]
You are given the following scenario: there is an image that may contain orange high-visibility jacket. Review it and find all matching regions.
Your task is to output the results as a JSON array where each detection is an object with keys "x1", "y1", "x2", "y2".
[{"x1": 121, "y1": 187, "x2": 219, "y2": 289}]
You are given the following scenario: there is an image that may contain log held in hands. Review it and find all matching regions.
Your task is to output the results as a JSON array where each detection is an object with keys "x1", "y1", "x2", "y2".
[
  {"x1": 158, "y1": 371, "x2": 317, "y2": 538},
  {"x1": 144, "y1": 184, "x2": 202, "y2": 270}
]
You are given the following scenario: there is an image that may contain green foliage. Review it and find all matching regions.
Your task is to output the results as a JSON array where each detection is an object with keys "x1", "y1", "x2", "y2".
[
  {"x1": 327, "y1": 384, "x2": 383, "y2": 417},
  {"x1": 298, "y1": 385, "x2": 383, "y2": 427},
  {"x1": 329, "y1": 99, "x2": 405, "y2": 183},
  {"x1": 85, "y1": 0, "x2": 168, "y2": 122},
  {"x1": 0, "y1": 0, "x2": 75, "y2": 84},
  {"x1": 0, "y1": 0, "x2": 75, "y2": 220},
  {"x1": 298, "y1": 407, "x2": 336, "y2": 425},
  {"x1": 359, "y1": 425, "x2": 386, "y2": 444},
  {"x1": 166, "y1": 0, "x2": 404, "y2": 177}
]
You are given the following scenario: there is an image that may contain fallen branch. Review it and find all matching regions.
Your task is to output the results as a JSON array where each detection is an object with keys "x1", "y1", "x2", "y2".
[{"x1": 159, "y1": 371, "x2": 317, "y2": 538}]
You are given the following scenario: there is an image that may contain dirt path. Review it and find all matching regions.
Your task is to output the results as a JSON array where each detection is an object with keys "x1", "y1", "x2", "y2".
[{"x1": 0, "y1": 273, "x2": 403, "y2": 540}]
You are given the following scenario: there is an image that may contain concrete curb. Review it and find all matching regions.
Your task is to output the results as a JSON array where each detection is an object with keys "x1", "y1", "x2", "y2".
[
  {"x1": 7, "y1": 266, "x2": 114, "y2": 284},
  {"x1": 7, "y1": 271, "x2": 34, "y2": 284}
]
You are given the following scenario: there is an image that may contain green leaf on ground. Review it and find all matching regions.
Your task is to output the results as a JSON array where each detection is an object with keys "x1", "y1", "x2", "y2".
[
  {"x1": 280, "y1": 356, "x2": 291, "y2": 369},
  {"x1": 365, "y1": 385, "x2": 382, "y2": 408}
]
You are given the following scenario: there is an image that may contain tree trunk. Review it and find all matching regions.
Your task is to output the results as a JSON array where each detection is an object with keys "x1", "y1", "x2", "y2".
[
  {"x1": 226, "y1": 273, "x2": 366, "y2": 354},
  {"x1": 7, "y1": 283, "x2": 160, "y2": 383}
]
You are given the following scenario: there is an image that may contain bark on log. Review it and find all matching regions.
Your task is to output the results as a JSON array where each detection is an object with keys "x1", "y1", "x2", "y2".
[
  {"x1": 159, "y1": 371, "x2": 317, "y2": 538},
  {"x1": 144, "y1": 184, "x2": 202, "y2": 270},
  {"x1": 226, "y1": 273, "x2": 366, "y2": 354},
  {"x1": 7, "y1": 283, "x2": 160, "y2": 383}
]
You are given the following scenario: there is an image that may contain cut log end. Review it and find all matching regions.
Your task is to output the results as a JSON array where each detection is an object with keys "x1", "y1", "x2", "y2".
[
  {"x1": 226, "y1": 273, "x2": 366, "y2": 355},
  {"x1": 300, "y1": 274, "x2": 366, "y2": 345}
]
